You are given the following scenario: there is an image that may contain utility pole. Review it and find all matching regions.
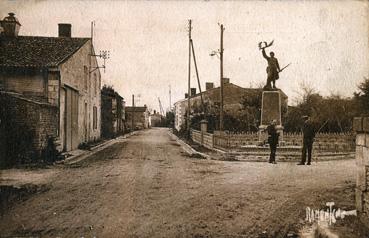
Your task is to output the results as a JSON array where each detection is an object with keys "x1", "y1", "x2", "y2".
[
  {"x1": 169, "y1": 85, "x2": 171, "y2": 111},
  {"x1": 131, "y1": 94, "x2": 134, "y2": 131},
  {"x1": 219, "y1": 24, "x2": 224, "y2": 131},
  {"x1": 190, "y1": 40, "x2": 205, "y2": 113},
  {"x1": 187, "y1": 19, "x2": 192, "y2": 137}
]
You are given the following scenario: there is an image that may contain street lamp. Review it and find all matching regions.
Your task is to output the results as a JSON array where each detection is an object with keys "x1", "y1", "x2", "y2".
[{"x1": 210, "y1": 24, "x2": 224, "y2": 131}]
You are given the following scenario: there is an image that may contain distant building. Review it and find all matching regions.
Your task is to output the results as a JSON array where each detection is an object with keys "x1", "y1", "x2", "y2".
[
  {"x1": 101, "y1": 86, "x2": 125, "y2": 138},
  {"x1": 173, "y1": 79, "x2": 288, "y2": 131},
  {"x1": 150, "y1": 110, "x2": 164, "y2": 127},
  {"x1": 125, "y1": 106, "x2": 150, "y2": 130},
  {"x1": 0, "y1": 13, "x2": 102, "y2": 158}
]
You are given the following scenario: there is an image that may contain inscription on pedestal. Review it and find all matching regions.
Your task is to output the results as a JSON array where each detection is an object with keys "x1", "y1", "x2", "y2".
[{"x1": 260, "y1": 91, "x2": 281, "y2": 126}]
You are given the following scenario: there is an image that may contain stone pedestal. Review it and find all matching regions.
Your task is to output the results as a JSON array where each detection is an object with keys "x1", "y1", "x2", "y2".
[
  {"x1": 258, "y1": 90, "x2": 284, "y2": 145},
  {"x1": 353, "y1": 117, "x2": 369, "y2": 214}
]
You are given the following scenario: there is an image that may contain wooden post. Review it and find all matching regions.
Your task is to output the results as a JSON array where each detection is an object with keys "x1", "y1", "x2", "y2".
[
  {"x1": 219, "y1": 24, "x2": 224, "y2": 131},
  {"x1": 187, "y1": 19, "x2": 192, "y2": 137}
]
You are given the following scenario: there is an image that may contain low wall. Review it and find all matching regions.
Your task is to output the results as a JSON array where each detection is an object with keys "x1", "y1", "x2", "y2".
[
  {"x1": 353, "y1": 117, "x2": 369, "y2": 215},
  {"x1": 191, "y1": 130, "x2": 202, "y2": 145},
  {"x1": 203, "y1": 132, "x2": 214, "y2": 149},
  {"x1": 190, "y1": 129, "x2": 214, "y2": 150},
  {"x1": 0, "y1": 91, "x2": 58, "y2": 167},
  {"x1": 214, "y1": 131, "x2": 259, "y2": 150},
  {"x1": 192, "y1": 129, "x2": 355, "y2": 153},
  {"x1": 284, "y1": 132, "x2": 355, "y2": 152}
]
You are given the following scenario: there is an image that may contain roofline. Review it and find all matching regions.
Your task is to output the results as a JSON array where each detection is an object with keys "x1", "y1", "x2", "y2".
[
  {"x1": 173, "y1": 83, "x2": 290, "y2": 105},
  {"x1": 0, "y1": 36, "x2": 90, "y2": 68},
  {"x1": 56, "y1": 38, "x2": 90, "y2": 66},
  {"x1": 191, "y1": 83, "x2": 260, "y2": 98}
]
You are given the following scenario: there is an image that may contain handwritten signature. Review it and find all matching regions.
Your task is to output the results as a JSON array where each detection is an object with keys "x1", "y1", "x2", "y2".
[{"x1": 305, "y1": 202, "x2": 357, "y2": 225}]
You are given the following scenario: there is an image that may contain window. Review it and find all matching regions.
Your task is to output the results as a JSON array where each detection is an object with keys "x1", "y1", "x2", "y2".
[
  {"x1": 84, "y1": 66, "x2": 88, "y2": 90},
  {"x1": 93, "y1": 73, "x2": 97, "y2": 96},
  {"x1": 93, "y1": 106, "x2": 97, "y2": 130}
]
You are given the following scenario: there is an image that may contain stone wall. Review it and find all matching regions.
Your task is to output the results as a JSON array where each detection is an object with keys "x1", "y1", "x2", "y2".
[
  {"x1": 191, "y1": 130, "x2": 202, "y2": 144},
  {"x1": 0, "y1": 68, "x2": 46, "y2": 99},
  {"x1": 192, "y1": 130, "x2": 355, "y2": 153},
  {"x1": 284, "y1": 132, "x2": 355, "y2": 152},
  {"x1": 353, "y1": 117, "x2": 369, "y2": 214},
  {"x1": 203, "y1": 132, "x2": 214, "y2": 149},
  {"x1": 190, "y1": 129, "x2": 214, "y2": 150},
  {"x1": 213, "y1": 131, "x2": 259, "y2": 150},
  {"x1": 0, "y1": 91, "x2": 58, "y2": 167}
]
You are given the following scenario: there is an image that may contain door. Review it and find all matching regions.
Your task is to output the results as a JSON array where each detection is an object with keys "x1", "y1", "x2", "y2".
[
  {"x1": 64, "y1": 87, "x2": 79, "y2": 151},
  {"x1": 84, "y1": 102, "x2": 88, "y2": 142}
]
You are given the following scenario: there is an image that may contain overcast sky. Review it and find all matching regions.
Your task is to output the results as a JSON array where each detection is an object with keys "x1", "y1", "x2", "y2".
[{"x1": 1, "y1": 0, "x2": 368, "y2": 111}]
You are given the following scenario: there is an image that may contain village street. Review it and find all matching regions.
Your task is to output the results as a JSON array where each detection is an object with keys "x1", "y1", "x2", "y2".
[{"x1": 0, "y1": 128, "x2": 359, "y2": 238}]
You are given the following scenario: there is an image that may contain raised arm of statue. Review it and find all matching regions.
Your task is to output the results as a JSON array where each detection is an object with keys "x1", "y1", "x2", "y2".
[{"x1": 262, "y1": 48, "x2": 269, "y2": 60}]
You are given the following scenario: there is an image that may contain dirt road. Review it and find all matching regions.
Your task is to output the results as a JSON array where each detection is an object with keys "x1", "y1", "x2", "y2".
[{"x1": 0, "y1": 128, "x2": 363, "y2": 237}]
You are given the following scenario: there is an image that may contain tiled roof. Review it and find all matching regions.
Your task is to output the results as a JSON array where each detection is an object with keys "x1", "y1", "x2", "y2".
[
  {"x1": 0, "y1": 36, "x2": 89, "y2": 67},
  {"x1": 126, "y1": 106, "x2": 147, "y2": 112}
]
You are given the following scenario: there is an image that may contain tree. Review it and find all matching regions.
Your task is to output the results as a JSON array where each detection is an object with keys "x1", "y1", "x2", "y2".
[
  {"x1": 354, "y1": 77, "x2": 369, "y2": 116},
  {"x1": 239, "y1": 89, "x2": 262, "y2": 132}
]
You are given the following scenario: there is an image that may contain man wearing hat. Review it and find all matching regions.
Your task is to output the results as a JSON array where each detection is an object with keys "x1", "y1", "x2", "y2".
[
  {"x1": 266, "y1": 119, "x2": 279, "y2": 164},
  {"x1": 298, "y1": 116, "x2": 316, "y2": 165}
]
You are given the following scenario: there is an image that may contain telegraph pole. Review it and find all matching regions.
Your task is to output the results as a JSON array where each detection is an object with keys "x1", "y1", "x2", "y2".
[
  {"x1": 131, "y1": 94, "x2": 134, "y2": 131},
  {"x1": 219, "y1": 24, "x2": 224, "y2": 131},
  {"x1": 169, "y1": 85, "x2": 171, "y2": 111},
  {"x1": 187, "y1": 19, "x2": 192, "y2": 137},
  {"x1": 190, "y1": 40, "x2": 204, "y2": 113}
]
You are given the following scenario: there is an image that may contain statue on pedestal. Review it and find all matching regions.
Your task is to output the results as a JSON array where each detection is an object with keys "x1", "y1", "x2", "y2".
[{"x1": 258, "y1": 40, "x2": 290, "y2": 90}]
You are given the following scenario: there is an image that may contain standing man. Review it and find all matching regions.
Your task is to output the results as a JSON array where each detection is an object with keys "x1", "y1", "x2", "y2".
[
  {"x1": 298, "y1": 116, "x2": 316, "y2": 165},
  {"x1": 262, "y1": 48, "x2": 281, "y2": 89},
  {"x1": 267, "y1": 120, "x2": 279, "y2": 164}
]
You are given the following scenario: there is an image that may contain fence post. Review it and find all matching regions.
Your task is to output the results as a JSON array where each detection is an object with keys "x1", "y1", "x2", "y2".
[
  {"x1": 353, "y1": 117, "x2": 369, "y2": 214},
  {"x1": 200, "y1": 120, "x2": 208, "y2": 146}
]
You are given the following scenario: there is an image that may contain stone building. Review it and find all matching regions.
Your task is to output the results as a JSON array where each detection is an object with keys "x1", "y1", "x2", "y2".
[
  {"x1": 173, "y1": 80, "x2": 288, "y2": 132},
  {"x1": 101, "y1": 86, "x2": 125, "y2": 138},
  {"x1": 0, "y1": 13, "x2": 102, "y2": 157},
  {"x1": 125, "y1": 106, "x2": 150, "y2": 130},
  {"x1": 150, "y1": 110, "x2": 164, "y2": 127}
]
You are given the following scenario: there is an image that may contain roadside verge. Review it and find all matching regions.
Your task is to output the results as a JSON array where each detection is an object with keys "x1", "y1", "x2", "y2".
[{"x1": 59, "y1": 131, "x2": 139, "y2": 165}]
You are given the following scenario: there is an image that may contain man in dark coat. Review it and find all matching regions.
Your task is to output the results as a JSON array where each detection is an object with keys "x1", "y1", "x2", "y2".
[
  {"x1": 266, "y1": 120, "x2": 279, "y2": 164},
  {"x1": 262, "y1": 48, "x2": 281, "y2": 89},
  {"x1": 298, "y1": 116, "x2": 316, "y2": 165}
]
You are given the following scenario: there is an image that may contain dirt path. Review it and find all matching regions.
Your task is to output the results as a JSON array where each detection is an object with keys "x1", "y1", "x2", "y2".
[{"x1": 0, "y1": 128, "x2": 364, "y2": 237}]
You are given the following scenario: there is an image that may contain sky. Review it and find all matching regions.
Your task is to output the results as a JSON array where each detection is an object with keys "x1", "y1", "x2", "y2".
[{"x1": 1, "y1": 0, "x2": 368, "y2": 112}]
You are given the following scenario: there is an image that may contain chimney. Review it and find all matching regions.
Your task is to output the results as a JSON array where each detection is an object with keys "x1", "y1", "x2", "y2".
[
  {"x1": 223, "y1": 78, "x2": 230, "y2": 84},
  {"x1": 1, "y1": 13, "x2": 21, "y2": 37},
  {"x1": 58, "y1": 23, "x2": 71, "y2": 37},
  {"x1": 185, "y1": 93, "x2": 188, "y2": 99},
  {"x1": 190, "y1": 88, "x2": 196, "y2": 96},
  {"x1": 206, "y1": 82, "x2": 214, "y2": 90}
]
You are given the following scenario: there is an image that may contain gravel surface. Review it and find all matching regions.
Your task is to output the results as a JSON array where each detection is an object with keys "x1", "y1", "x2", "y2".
[{"x1": 0, "y1": 128, "x2": 367, "y2": 238}]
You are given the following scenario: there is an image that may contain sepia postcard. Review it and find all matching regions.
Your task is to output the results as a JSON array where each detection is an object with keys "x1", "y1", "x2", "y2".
[{"x1": 0, "y1": 0, "x2": 368, "y2": 237}]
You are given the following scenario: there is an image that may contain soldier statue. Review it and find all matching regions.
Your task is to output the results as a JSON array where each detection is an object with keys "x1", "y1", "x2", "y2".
[{"x1": 259, "y1": 40, "x2": 289, "y2": 90}]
